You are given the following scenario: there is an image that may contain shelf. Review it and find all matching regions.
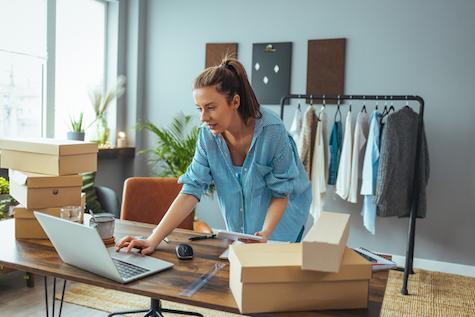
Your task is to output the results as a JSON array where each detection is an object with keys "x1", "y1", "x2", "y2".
[{"x1": 98, "y1": 147, "x2": 135, "y2": 160}]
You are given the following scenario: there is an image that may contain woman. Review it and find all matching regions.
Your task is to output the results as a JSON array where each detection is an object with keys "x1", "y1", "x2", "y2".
[{"x1": 116, "y1": 58, "x2": 311, "y2": 255}]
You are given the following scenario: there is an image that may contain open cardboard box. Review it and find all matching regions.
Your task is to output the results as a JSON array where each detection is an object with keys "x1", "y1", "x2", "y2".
[{"x1": 229, "y1": 243, "x2": 371, "y2": 314}]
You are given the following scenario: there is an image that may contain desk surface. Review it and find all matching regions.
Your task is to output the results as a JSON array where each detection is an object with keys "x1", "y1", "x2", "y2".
[{"x1": 0, "y1": 219, "x2": 388, "y2": 316}]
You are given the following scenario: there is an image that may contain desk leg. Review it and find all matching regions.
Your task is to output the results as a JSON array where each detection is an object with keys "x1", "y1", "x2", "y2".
[
  {"x1": 43, "y1": 276, "x2": 67, "y2": 317},
  {"x1": 108, "y1": 298, "x2": 204, "y2": 317}
]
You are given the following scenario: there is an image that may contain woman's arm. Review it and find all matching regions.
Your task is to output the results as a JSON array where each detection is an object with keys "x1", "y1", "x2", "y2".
[
  {"x1": 116, "y1": 193, "x2": 198, "y2": 254},
  {"x1": 256, "y1": 197, "x2": 288, "y2": 242},
  {"x1": 148, "y1": 193, "x2": 199, "y2": 244}
]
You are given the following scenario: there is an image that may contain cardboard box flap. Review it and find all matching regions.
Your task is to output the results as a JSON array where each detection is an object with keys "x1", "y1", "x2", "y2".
[
  {"x1": 301, "y1": 211, "x2": 350, "y2": 272},
  {"x1": 303, "y1": 212, "x2": 350, "y2": 245},
  {"x1": 0, "y1": 138, "x2": 98, "y2": 156},
  {"x1": 9, "y1": 169, "x2": 83, "y2": 188},
  {"x1": 229, "y1": 244, "x2": 371, "y2": 284}
]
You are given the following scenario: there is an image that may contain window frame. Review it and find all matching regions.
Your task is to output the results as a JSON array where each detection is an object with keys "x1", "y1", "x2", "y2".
[{"x1": 44, "y1": 0, "x2": 110, "y2": 138}]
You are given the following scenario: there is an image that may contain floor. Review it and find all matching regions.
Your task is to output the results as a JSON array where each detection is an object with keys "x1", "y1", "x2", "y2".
[{"x1": 0, "y1": 271, "x2": 106, "y2": 317}]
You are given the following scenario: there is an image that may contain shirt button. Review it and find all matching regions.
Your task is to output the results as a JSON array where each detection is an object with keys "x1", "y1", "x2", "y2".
[
  {"x1": 240, "y1": 208, "x2": 243, "y2": 212},
  {"x1": 241, "y1": 226, "x2": 244, "y2": 231}
]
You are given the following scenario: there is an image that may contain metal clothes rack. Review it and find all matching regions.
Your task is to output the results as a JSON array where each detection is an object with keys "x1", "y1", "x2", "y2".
[{"x1": 279, "y1": 94, "x2": 425, "y2": 296}]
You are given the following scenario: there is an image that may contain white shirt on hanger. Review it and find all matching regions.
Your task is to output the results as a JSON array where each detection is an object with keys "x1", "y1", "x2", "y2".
[
  {"x1": 336, "y1": 110, "x2": 353, "y2": 200},
  {"x1": 289, "y1": 105, "x2": 303, "y2": 148},
  {"x1": 348, "y1": 111, "x2": 369, "y2": 203},
  {"x1": 310, "y1": 107, "x2": 327, "y2": 223}
]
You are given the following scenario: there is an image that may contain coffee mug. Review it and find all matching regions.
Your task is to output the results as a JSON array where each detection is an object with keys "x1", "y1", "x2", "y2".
[{"x1": 89, "y1": 213, "x2": 115, "y2": 240}]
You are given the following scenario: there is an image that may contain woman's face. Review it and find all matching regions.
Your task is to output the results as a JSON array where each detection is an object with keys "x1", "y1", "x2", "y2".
[{"x1": 193, "y1": 86, "x2": 240, "y2": 135}]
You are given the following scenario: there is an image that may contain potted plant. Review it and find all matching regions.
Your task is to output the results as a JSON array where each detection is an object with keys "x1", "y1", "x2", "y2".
[
  {"x1": 88, "y1": 75, "x2": 126, "y2": 148},
  {"x1": 67, "y1": 112, "x2": 85, "y2": 141},
  {"x1": 138, "y1": 113, "x2": 214, "y2": 232},
  {"x1": 0, "y1": 177, "x2": 17, "y2": 221},
  {"x1": 138, "y1": 113, "x2": 199, "y2": 178}
]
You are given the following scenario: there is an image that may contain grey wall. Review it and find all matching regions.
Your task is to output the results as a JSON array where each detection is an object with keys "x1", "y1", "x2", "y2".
[{"x1": 141, "y1": 0, "x2": 475, "y2": 266}]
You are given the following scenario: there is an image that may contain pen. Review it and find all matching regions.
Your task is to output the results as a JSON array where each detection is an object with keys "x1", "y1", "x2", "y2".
[{"x1": 188, "y1": 234, "x2": 216, "y2": 241}]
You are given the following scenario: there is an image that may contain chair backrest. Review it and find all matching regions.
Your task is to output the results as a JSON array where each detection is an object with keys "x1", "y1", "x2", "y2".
[{"x1": 120, "y1": 177, "x2": 193, "y2": 230}]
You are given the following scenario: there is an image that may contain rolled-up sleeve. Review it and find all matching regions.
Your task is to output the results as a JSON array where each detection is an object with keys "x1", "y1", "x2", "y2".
[
  {"x1": 178, "y1": 128, "x2": 213, "y2": 201},
  {"x1": 262, "y1": 131, "x2": 300, "y2": 198}
]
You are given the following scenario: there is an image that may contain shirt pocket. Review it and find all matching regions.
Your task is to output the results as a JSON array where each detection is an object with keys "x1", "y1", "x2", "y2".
[{"x1": 252, "y1": 162, "x2": 273, "y2": 193}]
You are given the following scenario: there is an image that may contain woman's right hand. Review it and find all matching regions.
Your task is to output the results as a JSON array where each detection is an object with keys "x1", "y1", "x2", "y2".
[{"x1": 115, "y1": 235, "x2": 157, "y2": 255}]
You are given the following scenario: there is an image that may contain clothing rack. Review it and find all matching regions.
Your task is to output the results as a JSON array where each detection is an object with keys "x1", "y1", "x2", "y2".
[{"x1": 279, "y1": 94, "x2": 425, "y2": 296}]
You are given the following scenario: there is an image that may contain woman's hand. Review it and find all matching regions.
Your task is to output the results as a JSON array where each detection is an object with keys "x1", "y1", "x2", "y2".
[{"x1": 115, "y1": 235, "x2": 158, "y2": 255}]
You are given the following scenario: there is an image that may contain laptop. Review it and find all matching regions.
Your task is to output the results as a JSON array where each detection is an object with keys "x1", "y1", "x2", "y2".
[{"x1": 34, "y1": 212, "x2": 174, "y2": 284}]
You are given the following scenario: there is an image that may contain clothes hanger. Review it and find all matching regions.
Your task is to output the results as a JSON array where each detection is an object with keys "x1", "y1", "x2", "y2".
[
  {"x1": 380, "y1": 97, "x2": 395, "y2": 122},
  {"x1": 349, "y1": 95, "x2": 352, "y2": 112},
  {"x1": 361, "y1": 96, "x2": 367, "y2": 113},
  {"x1": 334, "y1": 96, "x2": 342, "y2": 122},
  {"x1": 380, "y1": 98, "x2": 389, "y2": 117},
  {"x1": 375, "y1": 96, "x2": 379, "y2": 111}
]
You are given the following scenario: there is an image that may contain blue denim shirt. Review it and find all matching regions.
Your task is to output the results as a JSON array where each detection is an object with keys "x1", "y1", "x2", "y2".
[
  {"x1": 360, "y1": 110, "x2": 382, "y2": 234},
  {"x1": 178, "y1": 107, "x2": 312, "y2": 242}
]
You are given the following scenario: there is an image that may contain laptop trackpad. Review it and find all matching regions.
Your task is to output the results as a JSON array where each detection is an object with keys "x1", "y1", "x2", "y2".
[{"x1": 107, "y1": 247, "x2": 171, "y2": 270}]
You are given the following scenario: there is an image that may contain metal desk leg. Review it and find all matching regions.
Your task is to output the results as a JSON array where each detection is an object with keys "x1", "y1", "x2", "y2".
[{"x1": 44, "y1": 276, "x2": 67, "y2": 317}]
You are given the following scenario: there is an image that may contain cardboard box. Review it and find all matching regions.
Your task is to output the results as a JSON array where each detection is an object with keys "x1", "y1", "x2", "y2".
[
  {"x1": 9, "y1": 170, "x2": 82, "y2": 209},
  {"x1": 0, "y1": 138, "x2": 98, "y2": 175},
  {"x1": 229, "y1": 243, "x2": 371, "y2": 314},
  {"x1": 14, "y1": 193, "x2": 86, "y2": 240},
  {"x1": 302, "y1": 211, "x2": 350, "y2": 272}
]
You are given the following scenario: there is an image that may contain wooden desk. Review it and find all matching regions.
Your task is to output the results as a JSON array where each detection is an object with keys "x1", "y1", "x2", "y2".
[{"x1": 0, "y1": 219, "x2": 388, "y2": 316}]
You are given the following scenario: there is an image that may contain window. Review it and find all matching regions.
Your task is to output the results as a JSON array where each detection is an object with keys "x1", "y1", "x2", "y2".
[
  {"x1": 0, "y1": 0, "x2": 47, "y2": 138},
  {"x1": 0, "y1": 0, "x2": 107, "y2": 140},
  {"x1": 55, "y1": 0, "x2": 106, "y2": 140}
]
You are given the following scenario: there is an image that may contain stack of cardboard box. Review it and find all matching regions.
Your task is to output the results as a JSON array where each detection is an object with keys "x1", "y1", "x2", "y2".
[
  {"x1": 0, "y1": 138, "x2": 98, "y2": 240},
  {"x1": 229, "y1": 211, "x2": 372, "y2": 314}
]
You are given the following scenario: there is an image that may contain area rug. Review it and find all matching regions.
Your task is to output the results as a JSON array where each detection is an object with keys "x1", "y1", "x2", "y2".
[
  {"x1": 381, "y1": 269, "x2": 475, "y2": 317},
  {"x1": 57, "y1": 283, "x2": 244, "y2": 316}
]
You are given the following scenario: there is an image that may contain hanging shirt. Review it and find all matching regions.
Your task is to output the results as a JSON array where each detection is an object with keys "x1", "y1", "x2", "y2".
[
  {"x1": 310, "y1": 107, "x2": 328, "y2": 222},
  {"x1": 336, "y1": 110, "x2": 353, "y2": 199},
  {"x1": 360, "y1": 111, "x2": 382, "y2": 234},
  {"x1": 289, "y1": 106, "x2": 303, "y2": 148},
  {"x1": 376, "y1": 107, "x2": 430, "y2": 218},
  {"x1": 298, "y1": 106, "x2": 318, "y2": 177},
  {"x1": 179, "y1": 107, "x2": 312, "y2": 242},
  {"x1": 348, "y1": 111, "x2": 369, "y2": 203},
  {"x1": 328, "y1": 117, "x2": 343, "y2": 185}
]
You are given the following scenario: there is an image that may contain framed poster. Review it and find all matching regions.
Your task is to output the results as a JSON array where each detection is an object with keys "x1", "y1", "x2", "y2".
[
  {"x1": 205, "y1": 43, "x2": 238, "y2": 68},
  {"x1": 251, "y1": 42, "x2": 292, "y2": 105},
  {"x1": 307, "y1": 38, "x2": 346, "y2": 104}
]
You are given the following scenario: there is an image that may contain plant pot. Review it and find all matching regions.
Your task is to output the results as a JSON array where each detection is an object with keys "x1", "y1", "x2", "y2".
[{"x1": 67, "y1": 131, "x2": 85, "y2": 141}]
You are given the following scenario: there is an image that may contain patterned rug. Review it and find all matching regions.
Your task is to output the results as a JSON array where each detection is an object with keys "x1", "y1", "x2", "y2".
[
  {"x1": 58, "y1": 283, "x2": 244, "y2": 316},
  {"x1": 381, "y1": 269, "x2": 475, "y2": 317}
]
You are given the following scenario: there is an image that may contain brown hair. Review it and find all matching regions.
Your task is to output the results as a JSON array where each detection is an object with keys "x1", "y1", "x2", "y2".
[{"x1": 193, "y1": 56, "x2": 262, "y2": 122}]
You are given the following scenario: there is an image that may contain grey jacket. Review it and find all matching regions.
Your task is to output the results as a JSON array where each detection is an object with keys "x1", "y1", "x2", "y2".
[{"x1": 375, "y1": 107, "x2": 430, "y2": 218}]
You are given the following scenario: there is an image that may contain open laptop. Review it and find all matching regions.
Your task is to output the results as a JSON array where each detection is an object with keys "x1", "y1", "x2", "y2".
[{"x1": 34, "y1": 212, "x2": 173, "y2": 284}]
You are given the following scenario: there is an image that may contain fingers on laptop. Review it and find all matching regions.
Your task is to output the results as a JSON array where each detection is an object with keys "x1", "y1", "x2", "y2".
[{"x1": 115, "y1": 235, "x2": 135, "y2": 251}]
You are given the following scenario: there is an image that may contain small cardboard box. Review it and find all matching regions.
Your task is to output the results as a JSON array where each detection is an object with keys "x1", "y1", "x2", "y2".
[
  {"x1": 0, "y1": 137, "x2": 98, "y2": 175},
  {"x1": 229, "y1": 243, "x2": 371, "y2": 314},
  {"x1": 302, "y1": 211, "x2": 350, "y2": 272},
  {"x1": 14, "y1": 193, "x2": 86, "y2": 239},
  {"x1": 9, "y1": 170, "x2": 83, "y2": 209}
]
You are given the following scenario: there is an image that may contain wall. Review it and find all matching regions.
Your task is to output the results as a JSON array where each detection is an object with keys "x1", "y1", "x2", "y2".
[{"x1": 141, "y1": 0, "x2": 475, "y2": 266}]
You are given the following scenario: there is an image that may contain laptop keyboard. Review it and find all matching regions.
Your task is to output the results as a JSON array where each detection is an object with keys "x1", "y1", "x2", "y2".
[{"x1": 112, "y1": 258, "x2": 150, "y2": 279}]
